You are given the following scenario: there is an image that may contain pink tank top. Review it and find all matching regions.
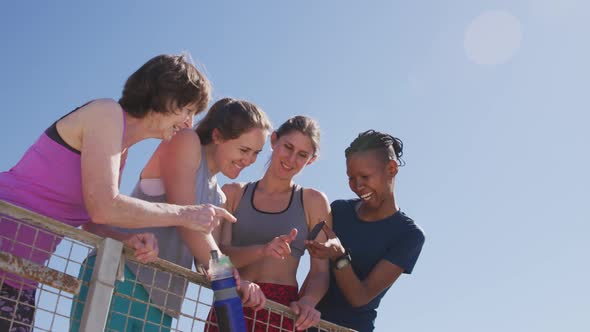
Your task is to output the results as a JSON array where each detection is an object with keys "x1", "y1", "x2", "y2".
[{"x1": 0, "y1": 104, "x2": 126, "y2": 288}]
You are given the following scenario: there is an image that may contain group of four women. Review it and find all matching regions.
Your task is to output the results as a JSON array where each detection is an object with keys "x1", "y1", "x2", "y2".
[{"x1": 0, "y1": 53, "x2": 424, "y2": 332}]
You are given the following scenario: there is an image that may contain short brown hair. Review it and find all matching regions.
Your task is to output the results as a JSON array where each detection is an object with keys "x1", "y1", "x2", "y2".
[{"x1": 119, "y1": 54, "x2": 211, "y2": 118}]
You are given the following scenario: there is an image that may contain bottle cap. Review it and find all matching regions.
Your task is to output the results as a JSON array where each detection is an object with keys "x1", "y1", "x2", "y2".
[
  {"x1": 209, "y1": 251, "x2": 234, "y2": 280},
  {"x1": 210, "y1": 250, "x2": 219, "y2": 262}
]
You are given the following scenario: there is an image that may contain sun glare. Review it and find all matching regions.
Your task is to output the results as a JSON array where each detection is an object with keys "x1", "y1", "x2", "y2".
[{"x1": 464, "y1": 10, "x2": 523, "y2": 65}]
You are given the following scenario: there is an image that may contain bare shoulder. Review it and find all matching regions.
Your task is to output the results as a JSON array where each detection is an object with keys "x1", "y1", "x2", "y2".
[
  {"x1": 84, "y1": 99, "x2": 123, "y2": 119},
  {"x1": 156, "y1": 128, "x2": 202, "y2": 175},
  {"x1": 87, "y1": 98, "x2": 121, "y2": 109},
  {"x1": 60, "y1": 99, "x2": 121, "y2": 127},
  {"x1": 58, "y1": 99, "x2": 124, "y2": 151},
  {"x1": 302, "y1": 187, "x2": 330, "y2": 225},
  {"x1": 302, "y1": 187, "x2": 330, "y2": 207},
  {"x1": 162, "y1": 129, "x2": 202, "y2": 156},
  {"x1": 221, "y1": 182, "x2": 248, "y2": 199},
  {"x1": 172, "y1": 128, "x2": 201, "y2": 144},
  {"x1": 221, "y1": 182, "x2": 248, "y2": 212},
  {"x1": 76, "y1": 99, "x2": 125, "y2": 130}
]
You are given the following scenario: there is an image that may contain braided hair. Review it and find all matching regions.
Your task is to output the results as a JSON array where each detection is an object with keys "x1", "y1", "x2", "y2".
[{"x1": 344, "y1": 130, "x2": 405, "y2": 166}]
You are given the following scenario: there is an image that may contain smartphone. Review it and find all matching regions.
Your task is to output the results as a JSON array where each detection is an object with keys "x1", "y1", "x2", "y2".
[{"x1": 307, "y1": 220, "x2": 326, "y2": 241}]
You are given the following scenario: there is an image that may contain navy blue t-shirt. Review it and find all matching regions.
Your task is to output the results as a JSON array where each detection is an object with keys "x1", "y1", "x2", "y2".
[{"x1": 316, "y1": 199, "x2": 425, "y2": 332}]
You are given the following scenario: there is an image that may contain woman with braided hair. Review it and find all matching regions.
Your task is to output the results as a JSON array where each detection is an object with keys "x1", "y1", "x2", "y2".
[{"x1": 306, "y1": 129, "x2": 425, "y2": 332}]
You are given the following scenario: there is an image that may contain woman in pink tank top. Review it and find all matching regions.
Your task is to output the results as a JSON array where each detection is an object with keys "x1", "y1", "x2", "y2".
[
  {"x1": 0, "y1": 54, "x2": 236, "y2": 331},
  {"x1": 72, "y1": 98, "x2": 272, "y2": 332}
]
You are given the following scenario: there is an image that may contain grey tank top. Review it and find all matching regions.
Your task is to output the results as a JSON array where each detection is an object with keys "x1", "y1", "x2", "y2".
[
  {"x1": 231, "y1": 181, "x2": 308, "y2": 258},
  {"x1": 116, "y1": 146, "x2": 224, "y2": 318}
]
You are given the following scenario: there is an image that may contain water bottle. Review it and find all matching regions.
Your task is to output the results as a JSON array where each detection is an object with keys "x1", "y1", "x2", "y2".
[{"x1": 209, "y1": 250, "x2": 247, "y2": 332}]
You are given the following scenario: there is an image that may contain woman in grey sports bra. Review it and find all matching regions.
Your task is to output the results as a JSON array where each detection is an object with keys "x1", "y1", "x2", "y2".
[
  {"x1": 78, "y1": 98, "x2": 272, "y2": 331},
  {"x1": 217, "y1": 116, "x2": 331, "y2": 331}
]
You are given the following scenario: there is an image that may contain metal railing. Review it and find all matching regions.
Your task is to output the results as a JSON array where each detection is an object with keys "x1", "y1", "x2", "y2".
[{"x1": 0, "y1": 200, "x2": 354, "y2": 331}]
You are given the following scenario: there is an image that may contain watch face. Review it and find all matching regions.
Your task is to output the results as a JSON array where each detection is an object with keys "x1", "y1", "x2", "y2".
[{"x1": 336, "y1": 256, "x2": 351, "y2": 270}]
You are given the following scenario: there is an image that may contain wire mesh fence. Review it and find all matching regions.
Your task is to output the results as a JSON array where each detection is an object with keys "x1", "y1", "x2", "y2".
[{"x1": 0, "y1": 200, "x2": 354, "y2": 332}]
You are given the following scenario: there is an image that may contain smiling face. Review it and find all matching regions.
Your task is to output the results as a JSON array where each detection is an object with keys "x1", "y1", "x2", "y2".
[
  {"x1": 269, "y1": 130, "x2": 317, "y2": 180},
  {"x1": 212, "y1": 127, "x2": 268, "y2": 179},
  {"x1": 155, "y1": 102, "x2": 197, "y2": 141},
  {"x1": 346, "y1": 149, "x2": 398, "y2": 214}
]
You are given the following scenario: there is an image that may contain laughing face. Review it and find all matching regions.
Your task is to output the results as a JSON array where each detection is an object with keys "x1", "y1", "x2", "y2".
[
  {"x1": 346, "y1": 150, "x2": 398, "y2": 214},
  {"x1": 212, "y1": 127, "x2": 268, "y2": 179},
  {"x1": 269, "y1": 130, "x2": 317, "y2": 180},
  {"x1": 155, "y1": 102, "x2": 197, "y2": 141}
]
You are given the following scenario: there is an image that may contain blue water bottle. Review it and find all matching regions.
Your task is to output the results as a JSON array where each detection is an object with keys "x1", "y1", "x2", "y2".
[{"x1": 209, "y1": 250, "x2": 247, "y2": 332}]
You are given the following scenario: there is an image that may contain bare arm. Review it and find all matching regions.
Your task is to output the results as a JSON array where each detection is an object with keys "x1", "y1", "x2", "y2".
[
  {"x1": 218, "y1": 183, "x2": 262, "y2": 268},
  {"x1": 332, "y1": 258, "x2": 403, "y2": 307},
  {"x1": 290, "y1": 189, "x2": 331, "y2": 330},
  {"x1": 82, "y1": 222, "x2": 159, "y2": 264},
  {"x1": 298, "y1": 189, "x2": 331, "y2": 304},
  {"x1": 82, "y1": 222, "x2": 128, "y2": 241},
  {"x1": 79, "y1": 100, "x2": 233, "y2": 231},
  {"x1": 82, "y1": 143, "x2": 158, "y2": 263},
  {"x1": 158, "y1": 130, "x2": 221, "y2": 268},
  {"x1": 118, "y1": 149, "x2": 128, "y2": 188},
  {"x1": 306, "y1": 224, "x2": 405, "y2": 307}
]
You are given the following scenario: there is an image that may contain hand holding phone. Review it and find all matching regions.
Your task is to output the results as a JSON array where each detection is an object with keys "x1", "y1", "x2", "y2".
[{"x1": 307, "y1": 220, "x2": 326, "y2": 241}]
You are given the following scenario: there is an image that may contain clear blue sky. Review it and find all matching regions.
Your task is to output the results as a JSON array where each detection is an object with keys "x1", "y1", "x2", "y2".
[{"x1": 1, "y1": 1, "x2": 588, "y2": 331}]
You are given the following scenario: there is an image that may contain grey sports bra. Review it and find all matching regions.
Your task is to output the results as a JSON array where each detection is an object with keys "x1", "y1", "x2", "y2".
[{"x1": 231, "y1": 181, "x2": 309, "y2": 257}]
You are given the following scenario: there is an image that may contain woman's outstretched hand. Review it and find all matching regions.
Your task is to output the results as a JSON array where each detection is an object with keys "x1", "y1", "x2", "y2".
[
  {"x1": 181, "y1": 204, "x2": 237, "y2": 233},
  {"x1": 263, "y1": 228, "x2": 298, "y2": 260},
  {"x1": 304, "y1": 223, "x2": 345, "y2": 261}
]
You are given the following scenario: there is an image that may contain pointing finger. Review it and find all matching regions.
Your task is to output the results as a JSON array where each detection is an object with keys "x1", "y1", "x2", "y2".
[
  {"x1": 288, "y1": 228, "x2": 298, "y2": 241},
  {"x1": 214, "y1": 207, "x2": 237, "y2": 223},
  {"x1": 279, "y1": 228, "x2": 298, "y2": 244}
]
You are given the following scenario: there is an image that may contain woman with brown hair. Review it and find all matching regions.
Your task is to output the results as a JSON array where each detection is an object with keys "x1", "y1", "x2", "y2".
[
  {"x1": 208, "y1": 115, "x2": 331, "y2": 331},
  {"x1": 0, "y1": 53, "x2": 233, "y2": 331}
]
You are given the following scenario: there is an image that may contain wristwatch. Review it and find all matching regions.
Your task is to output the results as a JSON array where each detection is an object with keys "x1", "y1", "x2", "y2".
[{"x1": 332, "y1": 250, "x2": 352, "y2": 270}]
